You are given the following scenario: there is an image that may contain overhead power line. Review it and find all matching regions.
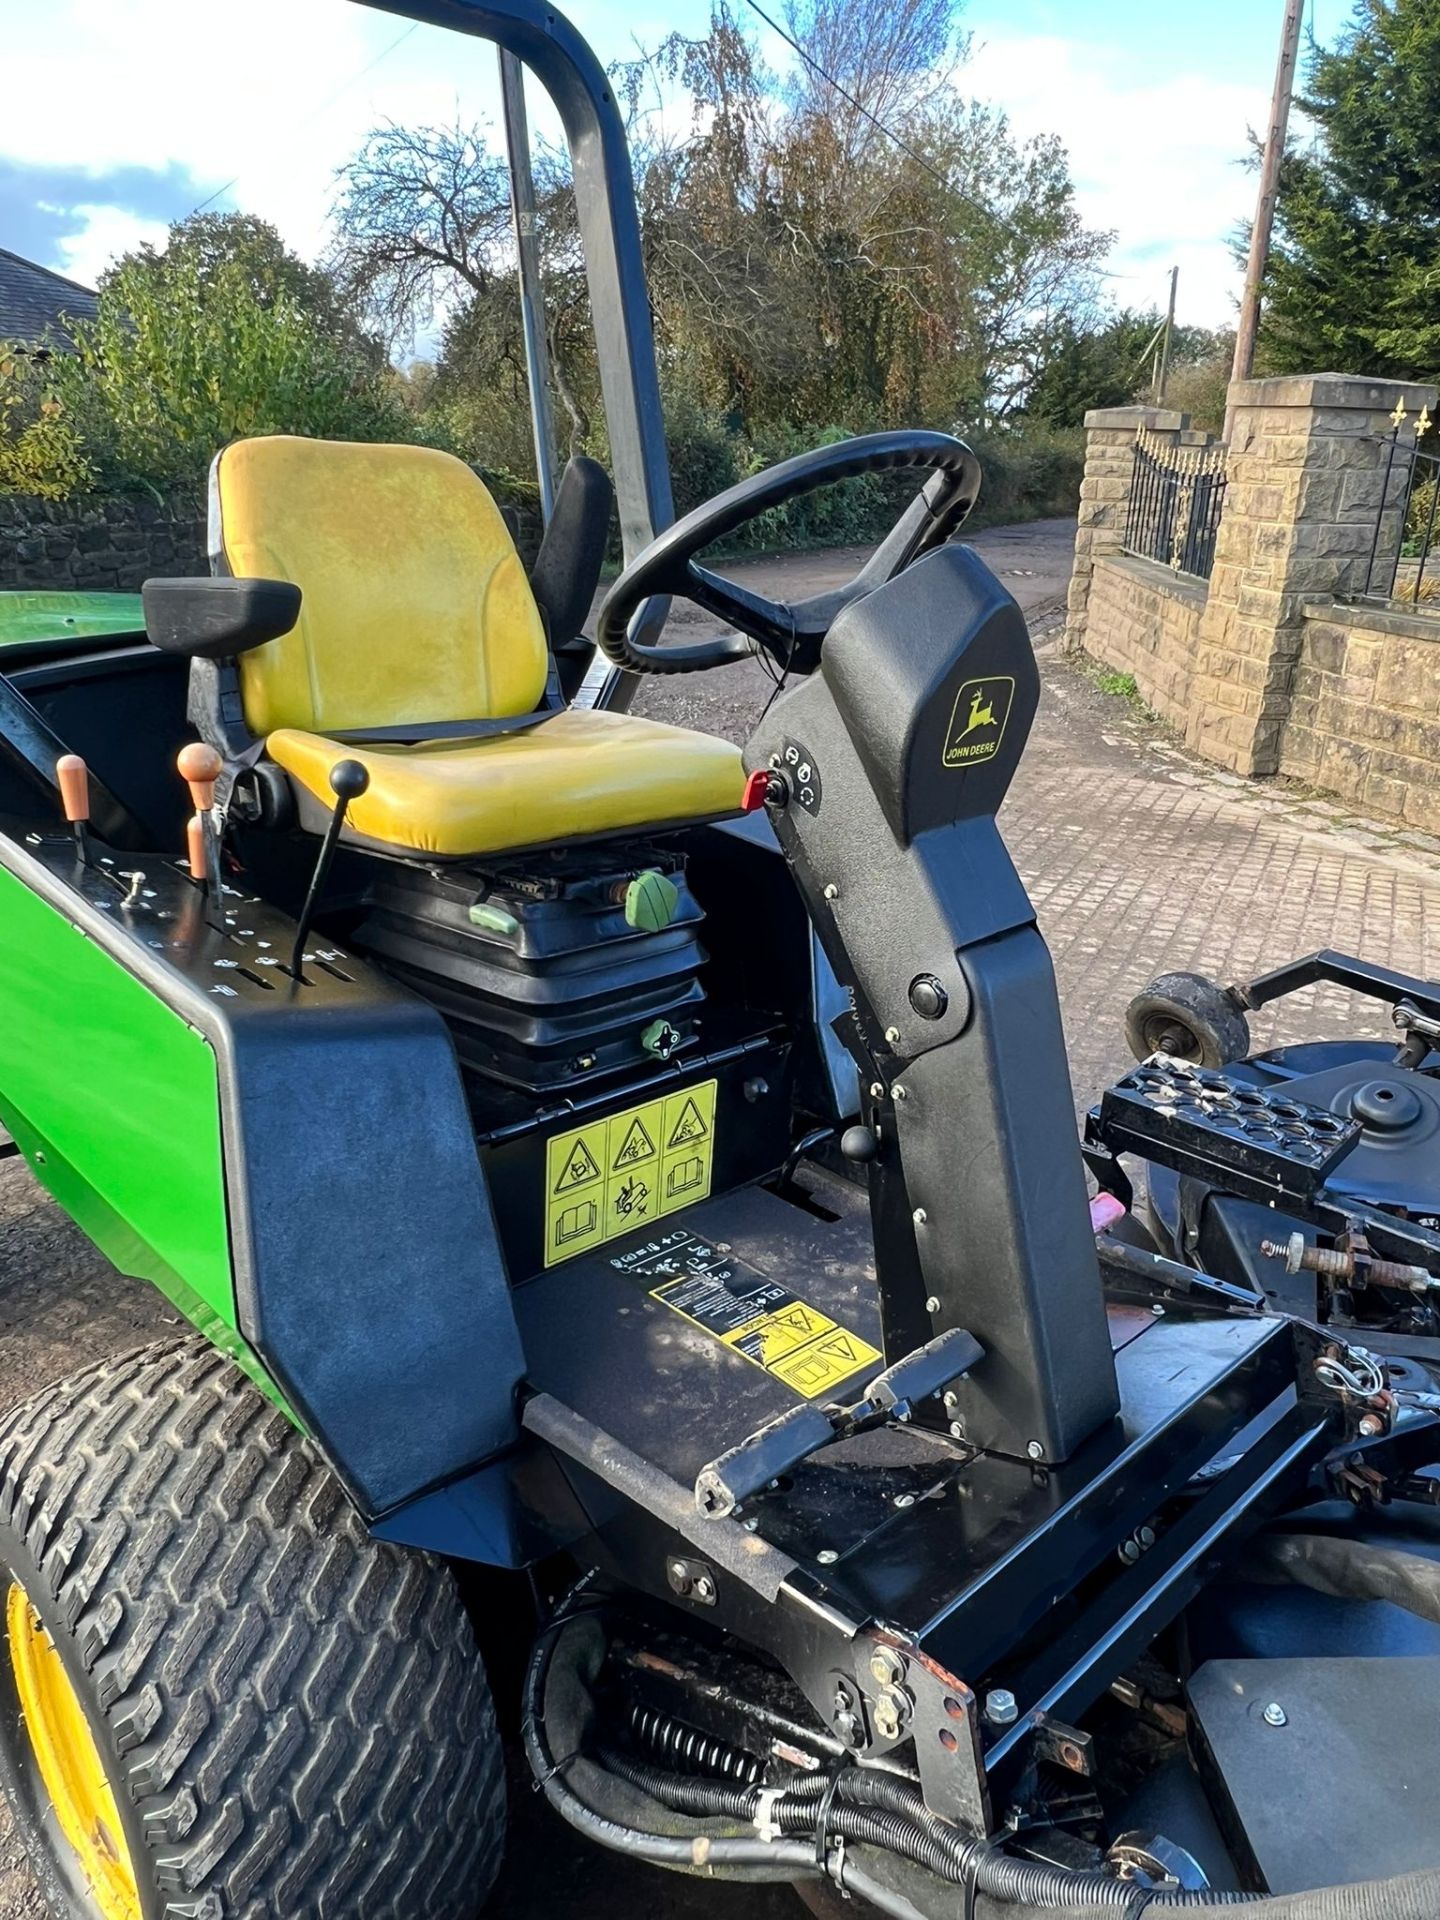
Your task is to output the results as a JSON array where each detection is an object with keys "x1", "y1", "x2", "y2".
[
  {"x1": 737, "y1": 0, "x2": 1133, "y2": 282},
  {"x1": 191, "y1": 22, "x2": 420, "y2": 216},
  {"x1": 738, "y1": 0, "x2": 951, "y2": 190}
]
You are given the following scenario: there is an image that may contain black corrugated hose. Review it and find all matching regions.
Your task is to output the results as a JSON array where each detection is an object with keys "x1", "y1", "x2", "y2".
[{"x1": 524, "y1": 1604, "x2": 1440, "y2": 1918}]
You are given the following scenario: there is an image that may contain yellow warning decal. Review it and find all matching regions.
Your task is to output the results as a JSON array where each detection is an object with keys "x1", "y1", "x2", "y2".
[
  {"x1": 609, "y1": 1229, "x2": 882, "y2": 1402},
  {"x1": 544, "y1": 1080, "x2": 718, "y2": 1267}
]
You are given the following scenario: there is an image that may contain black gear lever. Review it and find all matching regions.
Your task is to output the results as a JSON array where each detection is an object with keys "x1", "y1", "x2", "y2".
[{"x1": 289, "y1": 759, "x2": 369, "y2": 980}]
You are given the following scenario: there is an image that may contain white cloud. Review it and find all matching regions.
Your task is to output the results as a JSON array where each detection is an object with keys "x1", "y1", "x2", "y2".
[
  {"x1": 56, "y1": 208, "x2": 171, "y2": 286},
  {"x1": 1, "y1": 0, "x2": 508, "y2": 275},
  {"x1": 962, "y1": 31, "x2": 1269, "y2": 328}
]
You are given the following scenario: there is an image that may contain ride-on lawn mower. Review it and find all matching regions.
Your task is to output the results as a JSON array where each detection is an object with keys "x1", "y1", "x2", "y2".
[{"x1": 7, "y1": 11, "x2": 1440, "y2": 1920}]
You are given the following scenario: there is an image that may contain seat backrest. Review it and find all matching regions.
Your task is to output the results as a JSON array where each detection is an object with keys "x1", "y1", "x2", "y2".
[{"x1": 211, "y1": 436, "x2": 550, "y2": 737}]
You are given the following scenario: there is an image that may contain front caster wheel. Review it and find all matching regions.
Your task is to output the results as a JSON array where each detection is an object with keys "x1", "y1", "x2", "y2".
[
  {"x1": 1124, "y1": 970, "x2": 1251, "y2": 1069},
  {"x1": 0, "y1": 1338, "x2": 504, "y2": 1920}
]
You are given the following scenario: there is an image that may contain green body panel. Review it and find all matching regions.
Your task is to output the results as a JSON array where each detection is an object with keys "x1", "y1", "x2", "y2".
[
  {"x1": 0, "y1": 590, "x2": 145, "y2": 652},
  {"x1": 0, "y1": 862, "x2": 291, "y2": 1414}
]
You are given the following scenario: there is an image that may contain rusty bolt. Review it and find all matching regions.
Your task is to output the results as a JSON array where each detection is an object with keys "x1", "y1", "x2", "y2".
[{"x1": 869, "y1": 1646, "x2": 908, "y2": 1688}]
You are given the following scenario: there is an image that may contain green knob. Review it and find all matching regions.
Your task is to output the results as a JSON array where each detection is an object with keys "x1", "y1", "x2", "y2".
[{"x1": 625, "y1": 869, "x2": 678, "y2": 932}]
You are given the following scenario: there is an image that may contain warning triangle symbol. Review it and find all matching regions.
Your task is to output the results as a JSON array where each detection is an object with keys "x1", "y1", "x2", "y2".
[
  {"x1": 554, "y1": 1137, "x2": 602, "y2": 1193},
  {"x1": 667, "y1": 1097, "x2": 709, "y2": 1148},
  {"x1": 819, "y1": 1333, "x2": 859, "y2": 1363},
  {"x1": 613, "y1": 1116, "x2": 657, "y2": 1169}
]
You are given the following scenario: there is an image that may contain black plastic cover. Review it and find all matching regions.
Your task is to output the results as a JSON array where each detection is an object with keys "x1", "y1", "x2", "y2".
[
  {"x1": 530, "y1": 455, "x2": 614, "y2": 649},
  {"x1": 143, "y1": 576, "x2": 301, "y2": 661}
]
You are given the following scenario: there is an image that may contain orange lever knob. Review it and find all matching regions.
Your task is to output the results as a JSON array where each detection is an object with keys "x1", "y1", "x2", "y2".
[
  {"x1": 186, "y1": 814, "x2": 208, "y2": 883},
  {"x1": 56, "y1": 754, "x2": 90, "y2": 824},
  {"x1": 177, "y1": 742, "x2": 223, "y2": 813}
]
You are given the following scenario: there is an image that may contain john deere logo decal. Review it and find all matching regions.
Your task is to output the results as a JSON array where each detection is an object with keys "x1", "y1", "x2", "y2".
[{"x1": 942, "y1": 675, "x2": 1014, "y2": 768}]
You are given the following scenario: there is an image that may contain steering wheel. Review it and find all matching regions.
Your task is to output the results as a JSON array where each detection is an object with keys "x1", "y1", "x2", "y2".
[{"x1": 595, "y1": 429, "x2": 982, "y2": 675}]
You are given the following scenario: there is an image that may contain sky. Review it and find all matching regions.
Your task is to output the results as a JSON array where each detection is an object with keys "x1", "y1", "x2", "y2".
[{"x1": 1, "y1": 0, "x2": 1355, "y2": 345}]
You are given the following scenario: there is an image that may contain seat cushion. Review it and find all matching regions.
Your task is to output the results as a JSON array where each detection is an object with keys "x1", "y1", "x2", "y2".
[{"x1": 267, "y1": 708, "x2": 746, "y2": 858}]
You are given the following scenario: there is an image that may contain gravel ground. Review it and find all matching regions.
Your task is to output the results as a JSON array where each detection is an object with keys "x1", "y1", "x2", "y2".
[{"x1": 3, "y1": 512, "x2": 1438, "y2": 1916}]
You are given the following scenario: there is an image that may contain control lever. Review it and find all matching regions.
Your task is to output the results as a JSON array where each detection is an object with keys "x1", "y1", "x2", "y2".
[
  {"x1": 177, "y1": 743, "x2": 224, "y2": 899},
  {"x1": 54, "y1": 754, "x2": 91, "y2": 863},
  {"x1": 694, "y1": 1326, "x2": 984, "y2": 1517},
  {"x1": 186, "y1": 815, "x2": 208, "y2": 885},
  {"x1": 289, "y1": 759, "x2": 369, "y2": 979}
]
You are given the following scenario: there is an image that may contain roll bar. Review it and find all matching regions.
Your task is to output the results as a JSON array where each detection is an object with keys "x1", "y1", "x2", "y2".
[{"x1": 352, "y1": 0, "x2": 674, "y2": 705}]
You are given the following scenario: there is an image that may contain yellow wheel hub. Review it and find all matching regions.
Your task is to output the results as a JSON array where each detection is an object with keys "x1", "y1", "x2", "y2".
[{"x1": 6, "y1": 1580, "x2": 140, "y2": 1920}]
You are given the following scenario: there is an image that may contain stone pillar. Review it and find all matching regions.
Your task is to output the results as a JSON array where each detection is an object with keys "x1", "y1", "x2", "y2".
[
  {"x1": 1187, "y1": 373, "x2": 1437, "y2": 775},
  {"x1": 1064, "y1": 405, "x2": 1185, "y2": 654}
]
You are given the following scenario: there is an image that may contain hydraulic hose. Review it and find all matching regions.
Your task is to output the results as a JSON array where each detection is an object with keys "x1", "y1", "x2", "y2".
[
  {"x1": 1250, "y1": 1529, "x2": 1440, "y2": 1626},
  {"x1": 520, "y1": 1614, "x2": 817, "y2": 1881},
  {"x1": 529, "y1": 1602, "x2": 1440, "y2": 1916}
]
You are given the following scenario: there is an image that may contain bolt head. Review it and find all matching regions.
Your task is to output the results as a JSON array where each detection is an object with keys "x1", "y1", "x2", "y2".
[
  {"x1": 949, "y1": 1421, "x2": 966, "y2": 1438},
  {"x1": 692, "y1": 1575, "x2": 716, "y2": 1602},
  {"x1": 913, "y1": 1207, "x2": 928, "y2": 1226},
  {"x1": 817, "y1": 1548, "x2": 838, "y2": 1565},
  {"x1": 669, "y1": 1559, "x2": 688, "y2": 1580},
  {"x1": 1151, "y1": 1302, "x2": 1166, "y2": 1316},
  {"x1": 823, "y1": 883, "x2": 839, "y2": 901},
  {"x1": 1119, "y1": 1539, "x2": 1142, "y2": 1564},
  {"x1": 869, "y1": 1646, "x2": 907, "y2": 1687},
  {"x1": 926, "y1": 1296, "x2": 942, "y2": 1314},
  {"x1": 894, "y1": 1492, "x2": 916, "y2": 1509},
  {"x1": 1136, "y1": 1524, "x2": 1156, "y2": 1549},
  {"x1": 943, "y1": 1390, "x2": 959, "y2": 1410},
  {"x1": 1262, "y1": 1701, "x2": 1288, "y2": 1728},
  {"x1": 885, "y1": 1026, "x2": 901, "y2": 1044},
  {"x1": 984, "y1": 1688, "x2": 1018, "y2": 1727},
  {"x1": 893, "y1": 1084, "x2": 908, "y2": 1101},
  {"x1": 1358, "y1": 1413, "x2": 1385, "y2": 1436},
  {"x1": 1026, "y1": 1441, "x2": 1045, "y2": 1461},
  {"x1": 869, "y1": 1081, "x2": 886, "y2": 1100}
]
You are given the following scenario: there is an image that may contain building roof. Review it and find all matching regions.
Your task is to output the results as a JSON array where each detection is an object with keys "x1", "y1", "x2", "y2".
[{"x1": 0, "y1": 247, "x2": 98, "y2": 346}]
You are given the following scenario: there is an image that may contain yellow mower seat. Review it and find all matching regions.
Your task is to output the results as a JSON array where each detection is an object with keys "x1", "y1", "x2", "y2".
[
  {"x1": 266, "y1": 710, "x2": 746, "y2": 859},
  {"x1": 212, "y1": 435, "x2": 745, "y2": 858}
]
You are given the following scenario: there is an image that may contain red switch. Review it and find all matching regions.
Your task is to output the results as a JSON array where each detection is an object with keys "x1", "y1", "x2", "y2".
[{"x1": 741, "y1": 768, "x2": 772, "y2": 813}]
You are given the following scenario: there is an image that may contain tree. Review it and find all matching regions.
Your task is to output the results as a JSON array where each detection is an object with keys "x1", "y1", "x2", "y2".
[
  {"x1": 53, "y1": 215, "x2": 408, "y2": 494},
  {"x1": 782, "y1": 0, "x2": 969, "y2": 166},
  {"x1": 1024, "y1": 312, "x2": 1229, "y2": 430},
  {"x1": 1261, "y1": 0, "x2": 1440, "y2": 376},
  {"x1": 327, "y1": 121, "x2": 596, "y2": 449}
]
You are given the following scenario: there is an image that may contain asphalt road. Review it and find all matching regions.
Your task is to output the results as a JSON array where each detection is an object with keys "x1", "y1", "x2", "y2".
[{"x1": 7, "y1": 510, "x2": 1437, "y2": 1917}]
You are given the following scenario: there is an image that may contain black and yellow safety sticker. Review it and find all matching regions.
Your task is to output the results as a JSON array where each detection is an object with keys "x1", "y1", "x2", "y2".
[
  {"x1": 609, "y1": 1228, "x2": 882, "y2": 1401},
  {"x1": 544, "y1": 1080, "x2": 718, "y2": 1267},
  {"x1": 942, "y1": 674, "x2": 1014, "y2": 768}
]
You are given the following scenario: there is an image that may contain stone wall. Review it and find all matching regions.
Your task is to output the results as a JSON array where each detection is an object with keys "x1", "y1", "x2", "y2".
[
  {"x1": 0, "y1": 490, "x2": 207, "y2": 590},
  {"x1": 1280, "y1": 602, "x2": 1440, "y2": 832},
  {"x1": 1184, "y1": 374, "x2": 1433, "y2": 777},
  {"x1": 1066, "y1": 371, "x2": 1440, "y2": 831},
  {"x1": 1084, "y1": 554, "x2": 1205, "y2": 731},
  {"x1": 0, "y1": 477, "x2": 544, "y2": 592}
]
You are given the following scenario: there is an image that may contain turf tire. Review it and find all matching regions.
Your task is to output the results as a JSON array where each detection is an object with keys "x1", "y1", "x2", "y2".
[{"x1": 0, "y1": 1337, "x2": 504, "y2": 1920}]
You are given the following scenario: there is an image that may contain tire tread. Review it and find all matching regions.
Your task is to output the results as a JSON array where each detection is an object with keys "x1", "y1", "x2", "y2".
[{"x1": 0, "y1": 1337, "x2": 503, "y2": 1920}]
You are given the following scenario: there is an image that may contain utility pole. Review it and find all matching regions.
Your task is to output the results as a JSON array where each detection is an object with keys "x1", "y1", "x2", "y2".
[
  {"x1": 1156, "y1": 265, "x2": 1179, "y2": 404},
  {"x1": 1228, "y1": 0, "x2": 1306, "y2": 431}
]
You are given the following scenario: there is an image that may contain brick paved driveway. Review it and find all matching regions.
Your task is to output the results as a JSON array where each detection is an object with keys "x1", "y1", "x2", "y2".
[{"x1": 2, "y1": 519, "x2": 1438, "y2": 1916}]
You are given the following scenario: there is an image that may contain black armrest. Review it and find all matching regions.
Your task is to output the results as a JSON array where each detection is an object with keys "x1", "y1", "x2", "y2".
[{"x1": 142, "y1": 577, "x2": 301, "y2": 661}]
